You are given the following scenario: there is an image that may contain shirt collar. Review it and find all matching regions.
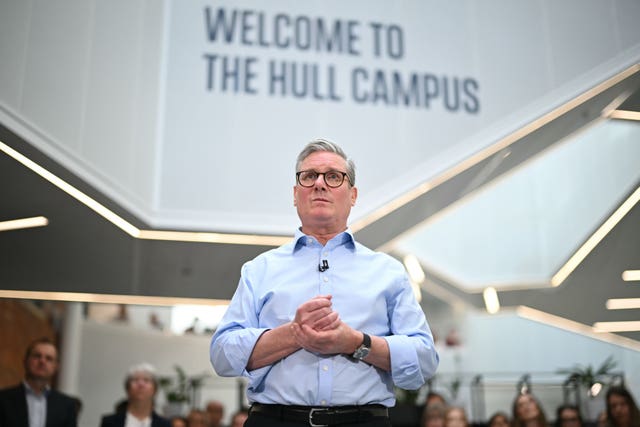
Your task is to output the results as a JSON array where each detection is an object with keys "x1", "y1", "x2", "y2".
[
  {"x1": 293, "y1": 228, "x2": 355, "y2": 252},
  {"x1": 23, "y1": 380, "x2": 50, "y2": 396}
]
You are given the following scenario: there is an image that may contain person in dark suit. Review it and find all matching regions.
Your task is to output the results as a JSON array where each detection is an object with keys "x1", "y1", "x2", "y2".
[
  {"x1": 0, "y1": 337, "x2": 78, "y2": 427},
  {"x1": 100, "y1": 363, "x2": 170, "y2": 427}
]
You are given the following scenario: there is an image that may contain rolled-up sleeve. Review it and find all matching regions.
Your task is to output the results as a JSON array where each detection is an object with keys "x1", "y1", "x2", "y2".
[
  {"x1": 210, "y1": 325, "x2": 269, "y2": 377},
  {"x1": 210, "y1": 263, "x2": 272, "y2": 382},
  {"x1": 386, "y1": 334, "x2": 438, "y2": 389},
  {"x1": 385, "y1": 275, "x2": 439, "y2": 389}
]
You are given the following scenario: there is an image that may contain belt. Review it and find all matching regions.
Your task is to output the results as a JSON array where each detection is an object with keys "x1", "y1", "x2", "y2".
[{"x1": 250, "y1": 403, "x2": 389, "y2": 426}]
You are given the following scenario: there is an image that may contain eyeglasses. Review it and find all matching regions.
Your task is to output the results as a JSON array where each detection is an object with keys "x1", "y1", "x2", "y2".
[{"x1": 296, "y1": 170, "x2": 349, "y2": 188}]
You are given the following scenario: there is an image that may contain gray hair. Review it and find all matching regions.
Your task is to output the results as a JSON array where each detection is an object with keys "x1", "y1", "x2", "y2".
[
  {"x1": 124, "y1": 362, "x2": 158, "y2": 391},
  {"x1": 296, "y1": 138, "x2": 356, "y2": 186}
]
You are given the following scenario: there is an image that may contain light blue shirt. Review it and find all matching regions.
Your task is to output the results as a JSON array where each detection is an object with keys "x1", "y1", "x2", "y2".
[
  {"x1": 24, "y1": 381, "x2": 47, "y2": 427},
  {"x1": 210, "y1": 229, "x2": 438, "y2": 407}
]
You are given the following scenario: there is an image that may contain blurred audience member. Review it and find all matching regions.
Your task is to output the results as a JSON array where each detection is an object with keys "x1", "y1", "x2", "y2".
[
  {"x1": 149, "y1": 312, "x2": 164, "y2": 330},
  {"x1": 423, "y1": 403, "x2": 447, "y2": 427},
  {"x1": 513, "y1": 392, "x2": 549, "y2": 427},
  {"x1": 230, "y1": 408, "x2": 249, "y2": 427},
  {"x1": 114, "y1": 399, "x2": 128, "y2": 414},
  {"x1": 606, "y1": 386, "x2": 640, "y2": 427},
  {"x1": 488, "y1": 411, "x2": 510, "y2": 427},
  {"x1": 206, "y1": 400, "x2": 225, "y2": 427},
  {"x1": 445, "y1": 406, "x2": 469, "y2": 427},
  {"x1": 100, "y1": 363, "x2": 170, "y2": 427},
  {"x1": 187, "y1": 409, "x2": 209, "y2": 427},
  {"x1": 556, "y1": 405, "x2": 583, "y2": 427},
  {"x1": 598, "y1": 411, "x2": 608, "y2": 427},
  {"x1": 113, "y1": 304, "x2": 130, "y2": 323},
  {"x1": 170, "y1": 416, "x2": 188, "y2": 427},
  {"x1": 0, "y1": 337, "x2": 78, "y2": 427},
  {"x1": 426, "y1": 391, "x2": 448, "y2": 408}
]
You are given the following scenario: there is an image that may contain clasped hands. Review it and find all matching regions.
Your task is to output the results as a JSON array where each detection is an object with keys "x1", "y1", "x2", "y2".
[{"x1": 290, "y1": 295, "x2": 357, "y2": 355}]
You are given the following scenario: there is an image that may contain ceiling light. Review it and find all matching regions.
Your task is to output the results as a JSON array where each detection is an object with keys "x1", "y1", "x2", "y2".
[
  {"x1": 483, "y1": 286, "x2": 500, "y2": 314},
  {"x1": 551, "y1": 185, "x2": 640, "y2": 286},
  {"x1": 0, "y1": 216, "x2": 48, "y2": 232},
  {"x1": 622, "y1": 270, "x2": 640, "y2": 281},
  {"x1": 409, "y1": 279, "x2": 422, "y2": 303},
  {"x1": 403, "y1": 254, "x2": 426, "y2": 284},
  {"x1": 593, "y1": 321, "x2": 640, "y2": 332},
  {"x1": 608, "y1": 110, "x2": 640, "y2": 121},
  {"x1": 606, "y1": 298, "x2": 640, "y2": 310}
]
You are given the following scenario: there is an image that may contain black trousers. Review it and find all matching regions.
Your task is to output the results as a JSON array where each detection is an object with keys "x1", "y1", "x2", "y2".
[{"x1": 244, "y1": 411, "x2": 392, "y2": 427}]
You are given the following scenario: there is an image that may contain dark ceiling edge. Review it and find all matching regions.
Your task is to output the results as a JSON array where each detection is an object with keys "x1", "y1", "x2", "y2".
[{"x1": 0, "y1": 122, "x2": 150, "y2": 229}]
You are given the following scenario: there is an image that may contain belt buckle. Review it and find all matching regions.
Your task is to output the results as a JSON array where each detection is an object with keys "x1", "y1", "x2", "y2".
[{"x1": 309, "y1": 408, "x2": 329, "y2": 427}]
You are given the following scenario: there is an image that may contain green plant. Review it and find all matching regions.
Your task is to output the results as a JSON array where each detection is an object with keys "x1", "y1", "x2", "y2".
[
  {"x1": 394, "y1": 386, "x2": 420, "y2": 405},
  {"x1": 447, "y1": 378, "x2": 461, "y2": 401},
  {"x1": 158, "y1": 365, "x2": 204, "y2": 403},
  {"x1": 557, "y1": 355, "x2": 618, "y2": 389}
]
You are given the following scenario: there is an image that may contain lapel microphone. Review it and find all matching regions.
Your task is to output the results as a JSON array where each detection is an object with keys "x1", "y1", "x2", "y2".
[{"x1": 318, "y1": 259, "x2": 329, "y2": 272}]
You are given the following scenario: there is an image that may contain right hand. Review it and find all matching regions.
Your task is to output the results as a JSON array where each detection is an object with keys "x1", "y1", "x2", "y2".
[{"x1": 293, "y1": 295, "x2": 340, "y2": 331}]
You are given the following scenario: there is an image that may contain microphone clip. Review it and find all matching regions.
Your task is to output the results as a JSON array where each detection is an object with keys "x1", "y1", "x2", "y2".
[{"x1": 318, "y1": 259, "x2": 329, "y2": 272}]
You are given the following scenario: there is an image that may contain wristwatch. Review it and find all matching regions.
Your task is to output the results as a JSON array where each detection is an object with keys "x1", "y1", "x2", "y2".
[{"x1": 351, "y1": 332, "x2": 371, "y2": 360}]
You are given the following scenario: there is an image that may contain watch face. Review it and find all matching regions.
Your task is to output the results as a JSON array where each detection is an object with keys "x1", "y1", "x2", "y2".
[{"x1": 353, "y1": 345, "x2": 370, "y2": 360}]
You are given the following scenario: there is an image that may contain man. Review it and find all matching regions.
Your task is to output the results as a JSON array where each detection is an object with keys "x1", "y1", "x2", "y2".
[
  {"x1": 186, "y1": 409, "x2": 209, "y2": 427},
  {"x1": 0, "y1": 337, "x2": 78, "y2": 427},
  {"x1": 229, "y1": 409, "x2": 249, "y2": 427},
  {"x1": 100, "y1": 363, "x2": 170, "y2": 427},
  {"x1": 555, "y1": 405, "x2": 583, "y2": 427},
  {"x1": 210, "y1": 139, "x2": 439, "y2": 426},
  {"x1": 205, "y1": 400, "x2": 224, "y2": 427}
]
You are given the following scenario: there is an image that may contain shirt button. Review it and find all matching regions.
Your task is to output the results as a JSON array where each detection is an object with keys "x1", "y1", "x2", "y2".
[
  {"x1": 322, "y1": 365, "x2": 329, "y2": 371},
  {"x1": 323, "y1": 277, "x2": 328, "y2": 282},
  {"x1": 307, "y1": 238, "x2": 313, "y2": 244},
  {"x1": 323, "y1": 252, "x2": 328, "y2": 257},
  {"x1": 321, "y1": 400, "x2": 327, "y2": 405}
]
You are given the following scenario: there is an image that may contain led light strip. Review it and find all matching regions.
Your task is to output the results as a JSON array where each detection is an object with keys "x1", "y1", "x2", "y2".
[
  {"x1": 516, "y1": 306, "x2": 640, "y2": 351},
  {"x1": 551, "y1": 185, "x2": 640, "y2": 286},
  {"x1": 0, "y1": 140, "x2": 291, "y2": 246},
  {"x1": 0, "y1": 216, "x2": 48, "y2": 232},
  {"x1": 606, "y1": 298, "x2": 640, "y2": 310},
  {"x1": 402, "y1": 254, "x2": 425, "y2": 284},
  {"x1": 593, "y1": 321, "x2": 640, "y2": 333},
  {"x1": 483, "y1": 286, "x2": 500, "y2": 314},
  {"x1": 0, "y1": 289, "x2": 228, "y2": 307},
  {"x1": 608, "y1": 109, "x2": 640, "y2": 121},
  {"x1": 622, "y1": 270, "x2": 640, "y2": 281}
]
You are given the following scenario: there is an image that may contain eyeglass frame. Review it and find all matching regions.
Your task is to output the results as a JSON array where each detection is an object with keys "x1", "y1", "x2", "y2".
[{"x1": 296, "y1": 170, "x2": 351, "y2": 188}]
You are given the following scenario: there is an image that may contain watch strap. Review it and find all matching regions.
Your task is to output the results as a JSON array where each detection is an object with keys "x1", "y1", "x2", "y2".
[{"x1": 351, "y1": 332, "x2": 371, "y2": 360}]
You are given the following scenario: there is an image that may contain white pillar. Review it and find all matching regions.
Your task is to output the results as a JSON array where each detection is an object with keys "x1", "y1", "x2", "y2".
[{"x1": 58, "y1": 302, "x2": 83, "y2": 395}]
